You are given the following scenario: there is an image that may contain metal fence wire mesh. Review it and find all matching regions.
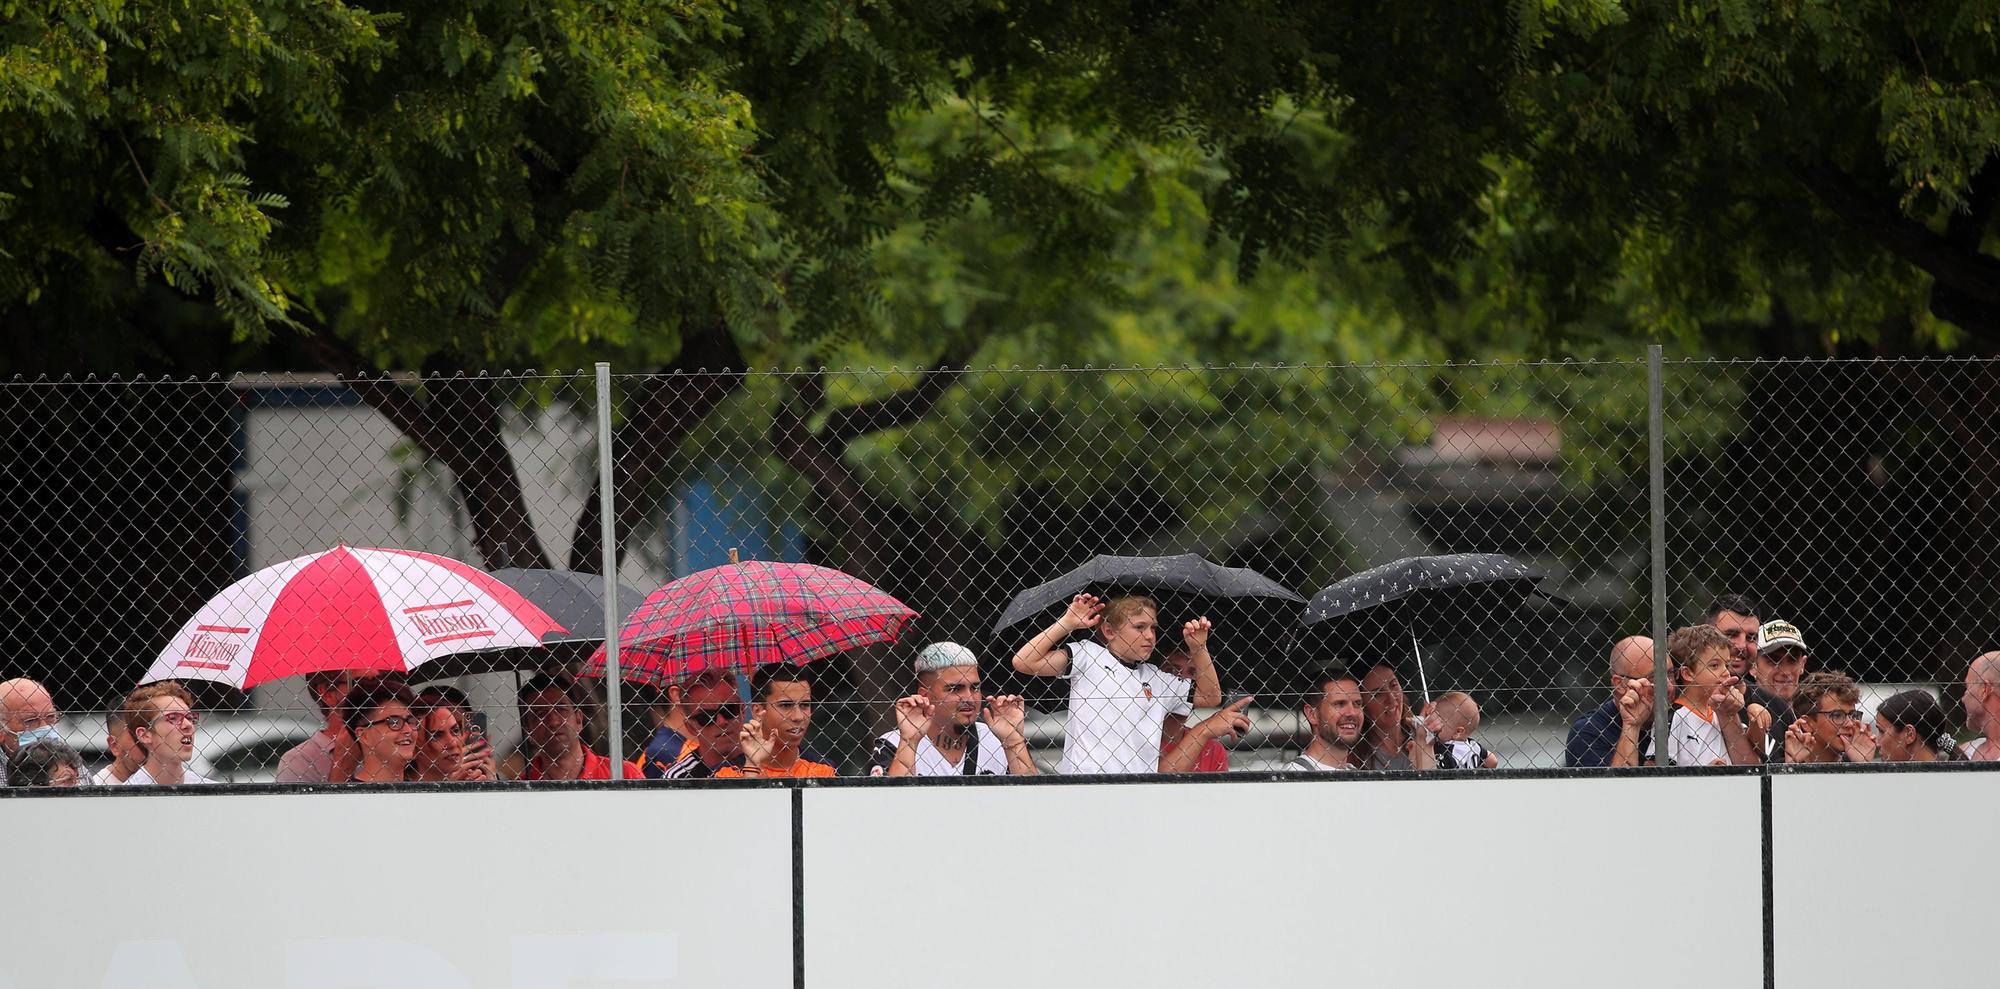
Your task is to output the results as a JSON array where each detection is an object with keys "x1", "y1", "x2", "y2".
[{"x1": 2, "y1": 357, "x2": 1992, "y2": 784}]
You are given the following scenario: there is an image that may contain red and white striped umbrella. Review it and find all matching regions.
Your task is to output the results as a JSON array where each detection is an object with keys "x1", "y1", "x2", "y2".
[{"x1": 143, "y1": 546, "x2": 566, "y2": 690}]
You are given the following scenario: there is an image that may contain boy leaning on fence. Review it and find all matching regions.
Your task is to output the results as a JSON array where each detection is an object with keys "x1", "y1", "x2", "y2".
[{"x1": 1645, "y1": 626, "x2": 1759, "y2": 767}]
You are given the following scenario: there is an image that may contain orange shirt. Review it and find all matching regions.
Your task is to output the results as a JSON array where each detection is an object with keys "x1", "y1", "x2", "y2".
[
  {"x1": 523, "y1": 747, "x2": 643, "y2": 781},
  {"x1": 715, "y1": 756, "x2": 837, "y2": 778}
]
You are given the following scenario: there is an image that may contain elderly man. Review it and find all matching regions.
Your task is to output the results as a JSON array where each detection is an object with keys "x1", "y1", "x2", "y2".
[
  {"x1": 1565, "y1": 636, "x2": 1657, "y2": 768},
  {"x1": 1961, "y1": 652, "x2": 2000, "y2": 759},
  {"x1": 0, "y1": 678, "x2": 64, "y2": 787},
  {"x1": 871, "y1": 642, "x2": 1037, "y2": 777}
]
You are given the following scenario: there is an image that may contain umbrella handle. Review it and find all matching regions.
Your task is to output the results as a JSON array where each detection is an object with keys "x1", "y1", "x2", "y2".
[{"x1": 1409, "y1": 628, "x2": 1431, "y2": 707}]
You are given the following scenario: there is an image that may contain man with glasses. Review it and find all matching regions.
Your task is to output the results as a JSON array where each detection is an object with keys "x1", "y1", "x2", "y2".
[
  {"x1": 1779, "y1": 670, "x2": 1877, "y2": 764},
  {"x1": 663, "y1": 671, "x2": 749, "y2": 779},
  {"x1": 120, "y1": 682, "x2": 216, "y2": 785},
  {"x1": 0, "y1": 677, "x2": 64, "y2": 786},
  {"x1": 1565, "y1": 636, "x2": 1658, "y2": 767},
  {"x1": 502, "y1": 674, "x2": 639, "y2": 781}
]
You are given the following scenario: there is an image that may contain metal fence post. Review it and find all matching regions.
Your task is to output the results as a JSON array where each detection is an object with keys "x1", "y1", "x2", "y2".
[
  {"x1": 596, "y1": 362, "x2": 625, "y2": 778},
  {"x1": 1648, "y1": 346, "x2": 1671, "y2": 760}
]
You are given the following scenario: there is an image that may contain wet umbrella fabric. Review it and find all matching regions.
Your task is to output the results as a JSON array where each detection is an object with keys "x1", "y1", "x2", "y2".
[
  {"x1": 142, "y1": 546, "x2": 566, "y2": 691},
  {"x1": 1299, "y1": 552, "x2": 1553, "y2": 703},
  {"x1": 412, "y1": 567, "x2": 653, "y2": 679},
  {"x1": 582, "y1": 561, "x2": 919, "y2": 687},
  {"x1": 992, "y1": 553, "x2": 1304, "y2": 635}
]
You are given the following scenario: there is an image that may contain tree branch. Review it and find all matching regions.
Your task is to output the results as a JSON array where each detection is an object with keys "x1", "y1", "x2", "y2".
[
  {"x1": 1795, "y1": 162, "x2": 2000, "y2": 310},
  {"x1": 289, "y1": 323, "x2": 446, "y2": 455},
  {"x1": 819, "y1": 341, "x2": 978, "y2": 447}
]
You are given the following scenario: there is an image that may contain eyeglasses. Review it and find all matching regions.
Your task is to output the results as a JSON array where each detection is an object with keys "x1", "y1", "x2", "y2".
[
  {"x1": 1811, "y1": 709, "x2": 1863, "y2": 724},
  {"x1": 151, "y1": 711, "x2": 199, "y2": 728},
  {"x1": 12, "y1": 710, "x2": 60, "y2": 730},
  {"x1": 689, "y1": 703, "x2": 742, "y2": 727},
  {"x1": 363, "y1": 715, "x2": 422, "y2": 732}
]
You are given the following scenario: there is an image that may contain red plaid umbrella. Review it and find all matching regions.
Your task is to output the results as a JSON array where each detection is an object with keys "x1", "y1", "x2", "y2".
[{"x1": 581, "y1": 561, "x2": 918, "y2": 685}]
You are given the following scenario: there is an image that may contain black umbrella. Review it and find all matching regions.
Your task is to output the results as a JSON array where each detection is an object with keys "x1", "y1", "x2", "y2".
[
  {"x1": 1300, "y1": 553, "x2": 1558, "y2": 703},
  {"x1": 411, "y1": 567, "x2": 652, "y2": 680},
  {"x1": 993, "y1": 552, "x2": 1305, "y2": 635}
]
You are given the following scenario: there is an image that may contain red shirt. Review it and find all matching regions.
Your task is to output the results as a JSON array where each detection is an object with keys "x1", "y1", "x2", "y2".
[
  {"x1": 1161, "y1": 736, "x2": 1231, "y2": 773},
  {"x1": 523, "y1": 747, "x2": 643, "y2": 781}
]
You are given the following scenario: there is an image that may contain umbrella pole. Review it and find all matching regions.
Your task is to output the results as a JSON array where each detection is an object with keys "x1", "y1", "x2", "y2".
[{"x1": 1408, "y1": 628, "x2": 1432, "y2": 707}]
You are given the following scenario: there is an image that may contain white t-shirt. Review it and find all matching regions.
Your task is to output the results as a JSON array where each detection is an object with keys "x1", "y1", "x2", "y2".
[
  {"x1": 1058, "y1": 639, "x2": 1192, "y2": 775},
  {"x1": 122, "y1": 767, "x2": 218, "y2": 785},
  {"x1": 1645, "y1": 702, "x2": 1731, "y2": 767},
  {"x1": 90, "y1": 765, "x2": 132, "y2": 786},
  {"x1": 1962, "y1": 737, "x2": 1988, "y2": 759},
  {"x1": 869, "y1": 723, "x2": 1012, "y2": 776},
  {"x1": 1283, "y1": 753, "x2": 1352, "y2": 772}
]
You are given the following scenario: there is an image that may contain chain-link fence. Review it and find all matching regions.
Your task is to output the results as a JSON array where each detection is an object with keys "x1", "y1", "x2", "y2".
[{"x1": 1, "y1": 355, "x2": 1991, "y2": 785}]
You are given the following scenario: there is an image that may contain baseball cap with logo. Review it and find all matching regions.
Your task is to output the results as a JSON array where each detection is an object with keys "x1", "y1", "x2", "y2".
[{"x1": 1756, "y1": 619, "x2": 1807, "y2": 655}]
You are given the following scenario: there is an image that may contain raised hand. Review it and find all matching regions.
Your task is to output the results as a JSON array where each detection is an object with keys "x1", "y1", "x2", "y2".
[
  {"x1": 1182, "y1": 616, "x2": 1212, "y2": 653},
  {"x1": 1421, "y1": 701, "x2": 1444, "y2": 738},
  {"x1": 1197, "y1": 695, "x2": 1254, "y2": 743},
  {"x1": 1711, "y1": 675, "x2": 1746, "y2": 717},
  {"x1": 1746, "y1": 703, "x2": 1771, "y2": 753},
  {"x1": 1843, "y1": 719, "x2": 1878, "y2": 763},
  {"x1": 984, "y1": 694, "x2": 1029, "y2": 746},
  {"x1": 451, "y1": 735, "x2": 497, "y2": 781},
  {"x1": 1616, "y1": 682, "x2": 1654, "y2": 728},
  {"x1": 1062, "y1": 593, "x2": 1106, "y2": 632},
  {"x1": 1783, "y1": 716, "x2": 1815, "y2": 763},
  {"x1": 740, "y1": 716, "x2": 774, "y2": 769},
  {"x1": 895, "y1": 695, "x2": 932, "y2": 744}
]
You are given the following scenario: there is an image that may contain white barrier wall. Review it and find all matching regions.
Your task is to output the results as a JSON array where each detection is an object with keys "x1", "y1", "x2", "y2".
[
  {"x1": 0, "y1": 788, "x2": 792, "y2": 988},
  {"x1": 803, "y1": 776, "x2": 1764, "y2": 989},
  {"x1": 1772, "y1": 771, "x2": 2000, "y2": 984},
  {"x1": 14, "y1": 770, "x2": 1992, "y2": 988}
]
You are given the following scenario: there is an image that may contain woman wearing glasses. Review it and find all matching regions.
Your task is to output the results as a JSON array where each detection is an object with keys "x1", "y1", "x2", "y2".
[
  {"x1": 340, "y1": 677, "x2": 422, "y2": 784},
  {"x1": 120, "y1": 682, "x2": 216, "y2": 785},
  {"x1": 1873, "y1": 690, "x2": 1967, "y2": 762}
]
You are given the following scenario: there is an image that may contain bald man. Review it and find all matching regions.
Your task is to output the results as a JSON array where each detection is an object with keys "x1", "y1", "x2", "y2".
[
  {"x1": 1962, "y1": 652, "x2": 2000, "y2": 760},
  {"x1": 0, "y1": 678, "x2": 64, "y2": 787},
  {"x1": 1564, "y1": 637, "x2": 1661, "y2": 767}
]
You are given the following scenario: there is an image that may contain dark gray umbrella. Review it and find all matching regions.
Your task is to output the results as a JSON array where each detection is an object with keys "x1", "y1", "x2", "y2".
[
  {"x1": 993, "y1": 553, "x2": 1304, "y2": 635},
  {"x1": 411, "y1": 567, "x2": 652, "y2": 679},
  {"x1": 1300, "y1": 552, "x2": 1556, "y2": 702}
]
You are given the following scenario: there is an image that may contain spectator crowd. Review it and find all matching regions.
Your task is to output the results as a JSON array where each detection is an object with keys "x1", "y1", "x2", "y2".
[{"x1": 2, "y1": 591, "x2": 1992, "y2": 787}]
